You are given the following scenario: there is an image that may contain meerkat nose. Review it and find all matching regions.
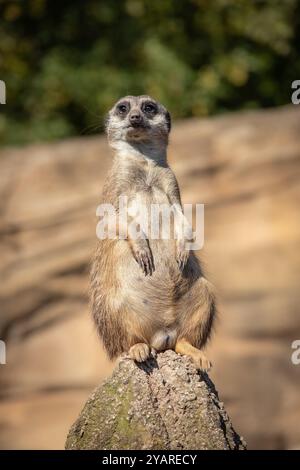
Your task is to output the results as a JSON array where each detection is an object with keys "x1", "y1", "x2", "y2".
[{"x1": 129, "y1": 112, "x2": 142, "y2": 126}]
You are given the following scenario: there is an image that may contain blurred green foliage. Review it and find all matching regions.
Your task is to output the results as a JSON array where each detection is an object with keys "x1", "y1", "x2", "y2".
[{"x1": 0, "y1": 0, "x2": 299, "y2": 145}]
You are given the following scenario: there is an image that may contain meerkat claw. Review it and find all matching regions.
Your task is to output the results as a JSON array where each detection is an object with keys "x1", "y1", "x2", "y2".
[
  {"x1": 176, "y1": 239, "x2": 189, "y2": 271},
  {"x1": 135, "y1": 249, "x2": 155, "y2": 276},
  {"x1": 150, "y1": 347, "x2": 157, "y2": 358},
  {"x1": 177, "y1": 252, "x2": 189, "y2": 271}
]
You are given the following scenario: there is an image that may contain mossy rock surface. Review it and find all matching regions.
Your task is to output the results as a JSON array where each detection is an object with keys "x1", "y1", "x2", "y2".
[{"x1": 66, "y1": 350, "x2": 246, "y2": 450}]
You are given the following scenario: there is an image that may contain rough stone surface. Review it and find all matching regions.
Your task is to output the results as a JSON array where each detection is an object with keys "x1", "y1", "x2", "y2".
[{"x1": 65, "y1": 351, "x2": 246, "y2": 450}]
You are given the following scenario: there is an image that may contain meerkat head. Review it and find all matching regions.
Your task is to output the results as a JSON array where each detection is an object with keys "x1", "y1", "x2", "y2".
[{"x1": 105, "y1": 95, "x2": 171, "y2": 155}]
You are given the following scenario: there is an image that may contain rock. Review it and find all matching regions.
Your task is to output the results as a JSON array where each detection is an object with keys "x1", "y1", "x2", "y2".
[{"x1": 65, "y1": 351, "x2": 246, "y2": 450}]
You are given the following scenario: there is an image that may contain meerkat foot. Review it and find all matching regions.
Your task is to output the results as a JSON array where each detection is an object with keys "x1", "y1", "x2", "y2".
[
  {"x1": 175, "y1": 338, "x2": 212, "y2": 372},
  {"x1": 190, "y1": 350, "x2": 212, "y2": 372},
  {"x1": 129, "y1": 343, "x2": 151, "y2": 362}
]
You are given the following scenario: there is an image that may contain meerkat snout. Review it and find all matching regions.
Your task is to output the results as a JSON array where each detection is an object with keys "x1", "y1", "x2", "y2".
[
  {"x1": 129, "y1": 110, "x2": 143, "y2": 127},
  {"x1": 106, "y1": 95, "x2": 171, "y2": 147}
]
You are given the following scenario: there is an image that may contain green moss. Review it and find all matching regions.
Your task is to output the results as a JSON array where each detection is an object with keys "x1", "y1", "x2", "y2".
[{"x1": 107, "y1": 385, "x2": 137, "y2": 449}]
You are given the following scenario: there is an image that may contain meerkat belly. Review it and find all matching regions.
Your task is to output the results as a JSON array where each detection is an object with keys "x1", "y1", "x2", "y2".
[
  {"x1": 115, "y1": 188, "x2": 182, "y2": 348},
  {"x1": 124, "y1": 186, "x2": 179, "y2": 286},
  {"x1": 117, "y1": 234, "x2": 178, "y2": 310}
]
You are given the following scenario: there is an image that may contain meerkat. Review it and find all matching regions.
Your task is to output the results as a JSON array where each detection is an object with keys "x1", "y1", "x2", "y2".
[{"x1": 90, "y1": 95, "x2": 216, "y2": 371}]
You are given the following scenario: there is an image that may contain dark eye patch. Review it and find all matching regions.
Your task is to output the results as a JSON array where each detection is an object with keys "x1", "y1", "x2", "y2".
[
  {"x1": 116, "y1": 101, "x2": 130, "y2": 115},
  {"x1": 142, "y1": 101, "x2": 157, "y2": 114}
]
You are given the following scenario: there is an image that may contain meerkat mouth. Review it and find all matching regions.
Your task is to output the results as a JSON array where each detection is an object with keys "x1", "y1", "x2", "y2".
[
  {"x1": 126, "y1": 123, "x2": 150, "y2": 140},
  {"x1": 126, "y1": 123, "x2": 147, "y2": 130}
]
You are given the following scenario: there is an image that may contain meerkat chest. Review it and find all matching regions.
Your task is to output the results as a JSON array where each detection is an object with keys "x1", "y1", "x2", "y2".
[
  {"x1": 139, "y1": 165, "x2": 169, "y2": 198},
  {"x1": 126, "y1": 166, "x2": 170, "y2": 233}
]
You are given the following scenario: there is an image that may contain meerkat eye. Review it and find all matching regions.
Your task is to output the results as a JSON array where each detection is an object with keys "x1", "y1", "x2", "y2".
[
  {"x1": 117, "y1": 103, "x2": 129, "y2": 115},
  {"x1": 143, "y1": 102, "x2": 157, "y2": 114}
]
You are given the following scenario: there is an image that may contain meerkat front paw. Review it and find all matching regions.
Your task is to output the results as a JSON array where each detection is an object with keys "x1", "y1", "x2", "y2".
[
  {"x1": 129, "y1": 343, "x2": 151, "y2": 362},
  {"x1": 132, "y1": 241, "x2": 155, "y2": 276},
  {"x1": 176, "y1": 239, "x2": 190, "y2": 271}
]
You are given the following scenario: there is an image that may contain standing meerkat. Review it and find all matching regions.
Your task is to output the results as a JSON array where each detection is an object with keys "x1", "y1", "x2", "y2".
[{"x1": 90, "y1": 95, "x2": 216, "y2": 371}]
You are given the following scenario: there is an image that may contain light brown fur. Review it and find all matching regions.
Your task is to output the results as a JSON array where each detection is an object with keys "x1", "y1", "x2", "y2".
[{"x1": 90, "y1": 95, "x2": 216, "y2": 371}]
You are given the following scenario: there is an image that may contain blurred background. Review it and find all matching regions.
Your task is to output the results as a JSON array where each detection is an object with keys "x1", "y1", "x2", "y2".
[{"x1": 0, "y1": 0, "x2": 300, "y2": 449}]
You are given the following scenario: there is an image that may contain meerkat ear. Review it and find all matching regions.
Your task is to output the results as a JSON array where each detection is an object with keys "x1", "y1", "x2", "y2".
[{"x1": 165, "y1": 111, "x2": 171, "y2": 132}]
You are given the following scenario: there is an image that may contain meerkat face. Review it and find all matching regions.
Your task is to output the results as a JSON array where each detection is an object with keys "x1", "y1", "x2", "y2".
[{"x1": 106, "y1": 95, "x2": 171, "y2": 147}]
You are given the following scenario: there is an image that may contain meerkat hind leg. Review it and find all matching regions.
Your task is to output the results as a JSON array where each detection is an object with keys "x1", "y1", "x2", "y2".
[
  {"x1": 129, "y1": 343, "x2": 152, "y2": 363},
  {"x1": 175, "y1": 338, "x2": 212, "y2": 372}
]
